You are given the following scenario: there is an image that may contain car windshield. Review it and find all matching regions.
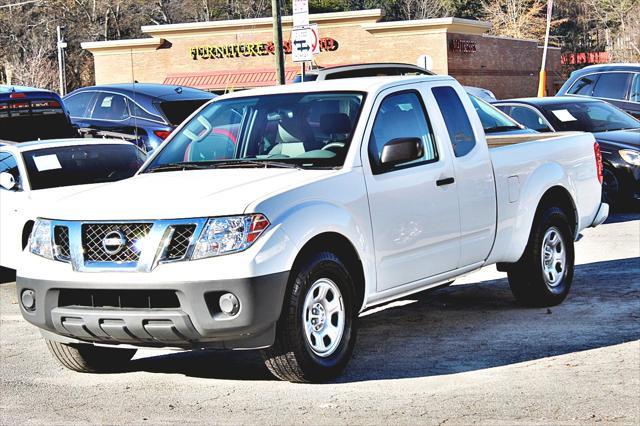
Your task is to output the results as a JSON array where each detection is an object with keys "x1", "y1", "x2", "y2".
[
  {"x1": 145, "y1": 91, "x2": 364, "y2": 171},
  {"x1": 22, "y1": 144, "x2": 146, "y2": 190},
  {"x1": 468, "y1": 95, "x2": 523, "y2": 133},
  {"x1": 541, "y1": 101, "x2": 640, "y2": 132}
]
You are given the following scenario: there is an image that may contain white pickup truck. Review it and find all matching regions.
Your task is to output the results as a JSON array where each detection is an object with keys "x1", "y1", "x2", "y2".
[{"x1": 17, "y1": 76, "x2": 608, "y2": 383}]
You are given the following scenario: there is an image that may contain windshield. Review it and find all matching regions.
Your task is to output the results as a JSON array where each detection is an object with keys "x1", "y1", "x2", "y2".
[
  {"x1": 145, "y1": 91, "x2": 364, "y2": 171},
  {"x1": 468, "y1": 95, "x2": 523, "y2": 133},
  {"x1": 22, "y1": 144, "x2": 146, "y2": 190},
  {"x1": 541, "y1": 101, "x2": 640, "y2": 132}
]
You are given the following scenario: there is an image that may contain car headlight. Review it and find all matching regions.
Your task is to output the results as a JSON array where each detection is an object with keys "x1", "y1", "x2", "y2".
[
  {"x1": 620, "y1": 149, "x2": 640, "y2": 166},
  {"x1": 191, "y1": 214, "x2": 270, "y2": 260},
  {"x1": 28, "y1": 219, "x2": 53, "y2": 260}
]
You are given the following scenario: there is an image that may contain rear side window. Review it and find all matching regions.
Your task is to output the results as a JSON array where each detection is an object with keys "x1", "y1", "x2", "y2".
[
  {"x1": 368, "y1": 91, "x2": 437, "y2": 172},
  {"x1": 91, "y1": 93, "x2": 130, "y2": 121},
  {"x1": 592, "y1": 72, "x2": 632, "y2": 100},
  {"x1": 129, "y1": 101, "x2": 164, "y2": 122},
  {"x1": 0, "y1": 151, "x2": 20, "y2": 185},
  {"x1": 567, "y1": 75, "x2": 599, "y2": 95},
  {"x1": 432, "y1": 86, "x2": 476, "y2": 157},
  {"x1": 503, "y1": 105, "x2": 552, "y2": 132},
  {"x1": 65, "y1": 92, "x2": 95, "y2": 117}
]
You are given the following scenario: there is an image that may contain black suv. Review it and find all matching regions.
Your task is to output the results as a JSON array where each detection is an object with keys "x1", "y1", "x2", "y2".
[{"x1": 557, "y1": 63, "x2": 640, "y2": 119}]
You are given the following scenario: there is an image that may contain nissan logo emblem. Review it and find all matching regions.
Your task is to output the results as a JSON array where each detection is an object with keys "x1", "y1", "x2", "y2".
[{"x1": 102, "y1": 230, "x2": 127, "y2": 255}]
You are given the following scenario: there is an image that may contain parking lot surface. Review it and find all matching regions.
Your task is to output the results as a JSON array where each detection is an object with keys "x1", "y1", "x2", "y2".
[{"x1": 1, "y1": 212, "x2": 638, "y2": 425}]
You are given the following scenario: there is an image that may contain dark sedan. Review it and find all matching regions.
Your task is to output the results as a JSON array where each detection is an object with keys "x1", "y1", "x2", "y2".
[
  {"x1": 494, "y1": 96, "x2": 640, "y2": 208},
  {"x1": 63, "y1": 83, "x2": 216, "y2": 151}
]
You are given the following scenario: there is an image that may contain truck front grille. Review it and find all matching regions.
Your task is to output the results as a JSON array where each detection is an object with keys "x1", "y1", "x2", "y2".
[
  {"x1": 82, "y1": 223, "x2": 153, "y2": 263},
  {"x1": 59, "y1": 289, "x2": 180, "y2": 309}
]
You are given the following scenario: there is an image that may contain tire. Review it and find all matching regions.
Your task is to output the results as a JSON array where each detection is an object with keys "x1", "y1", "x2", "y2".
[
  {"x1": 261, "y1": 251, "x2": 357, "y2": 383},
  {"x1": 602, "y1": 166, "x2": 621, "y2": 206},
  {"x1": 46, "y1": 339, "x2": 136, "y2": 373},
  {"x1": 507, "y1": 206, "x2": 575, "y2": 307}
]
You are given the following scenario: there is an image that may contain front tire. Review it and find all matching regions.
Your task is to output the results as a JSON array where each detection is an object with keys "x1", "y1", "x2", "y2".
[
  {"x1": 602, "y1": 166, "x2": 620, "y2": 206},
  {"x1": 507, "y1": 206, "x2": 575, "y2": 307},
  {"x1": 46, "y1": 339, "x2": 136, "y2": 373},
  {"x1": 261, "y1": 251, "x2": 357, "y2": 383}
]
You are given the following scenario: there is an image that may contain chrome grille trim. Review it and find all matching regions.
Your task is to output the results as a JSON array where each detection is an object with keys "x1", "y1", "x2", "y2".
[
  {"x1": 53, "y1": 225, "x2": 70, "y2": 262},
  {"x1": 50, "y1": 219, "x2": 207, "y2": 272},
  {"x1": 82, "y1": 223, "x2": 152, "y2": 263}
]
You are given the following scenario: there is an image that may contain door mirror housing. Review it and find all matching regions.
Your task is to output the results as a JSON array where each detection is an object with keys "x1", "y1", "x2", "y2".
[
  {"x1": 380, "y1": 137, "x2": 423, "y2": 169},
  {"x1": 0, "y1": 172, "x2": 16, "y2": 191}
]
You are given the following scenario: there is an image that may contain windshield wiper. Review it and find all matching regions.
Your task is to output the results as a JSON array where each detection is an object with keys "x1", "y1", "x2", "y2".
[
  {"x1": 145, "y1": 162, "x2": 213, "y2": 173},
  {"x1": 484, "y1": 125, "x2": 522, "y2": 134},
  {"x1": 145, "y1": 160, "x2": 302, "y2": 173}
]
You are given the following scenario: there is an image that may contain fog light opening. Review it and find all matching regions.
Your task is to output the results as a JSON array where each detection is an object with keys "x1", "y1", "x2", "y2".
[
  {"x1": 21, "y1": 289, "x2": 36, "y2": 311},
  {"x1": 219, "y1": 293, "x2": 240, "y2": 316}
]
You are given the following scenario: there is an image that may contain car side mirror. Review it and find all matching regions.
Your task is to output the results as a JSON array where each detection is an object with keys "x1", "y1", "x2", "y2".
[
  {"x1": 380, "y1": 137, "x2": 423, "y2": 169},
  {"x1": 0, "y1": 172, "x2": 16, "y2": 191}
]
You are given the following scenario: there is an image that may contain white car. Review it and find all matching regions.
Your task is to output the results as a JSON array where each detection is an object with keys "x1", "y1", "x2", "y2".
[
  {"x1": 16, "y1": 76, "x2": 608, "y2": 382},
  {"x1": 0, "y1": 139, "x2": 146, "y2": 269}
]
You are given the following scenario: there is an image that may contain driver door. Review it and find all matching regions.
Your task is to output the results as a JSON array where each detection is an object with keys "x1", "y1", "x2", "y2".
[{"x1": 362, "y1": 88, "x2": 461, "y2": 292}]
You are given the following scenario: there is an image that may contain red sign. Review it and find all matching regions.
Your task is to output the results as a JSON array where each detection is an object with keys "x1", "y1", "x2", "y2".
[{"x1": 561, "y1": 52, "x2": 610, "y2": 65}]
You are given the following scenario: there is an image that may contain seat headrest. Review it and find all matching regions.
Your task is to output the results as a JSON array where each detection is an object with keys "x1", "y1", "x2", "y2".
[{"x1": 320, "y1": 113, "x2": 352, "y2": 134}]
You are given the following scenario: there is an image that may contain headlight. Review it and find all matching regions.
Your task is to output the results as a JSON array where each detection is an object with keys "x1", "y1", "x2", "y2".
[
  {"x1": 191, "y1": 214, "x2": 270, "y2": 260},
  {"x1": 620, "y1": 149, "x2": 640, "y2": 166},
  {"x1": 28, "y1": 219, "x2": 53, "y2": 260}
]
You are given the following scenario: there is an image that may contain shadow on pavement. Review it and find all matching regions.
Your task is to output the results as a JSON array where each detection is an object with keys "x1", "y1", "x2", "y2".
[
  {"x1": 0, "y1": 267, "x2": 16, "y2": 284},
  {"x1": 604, "y1": 210, "x2": 640, "y2": 224},
  {"x1": 132, "y1": 256, "x2": 640, "y2": 382}
]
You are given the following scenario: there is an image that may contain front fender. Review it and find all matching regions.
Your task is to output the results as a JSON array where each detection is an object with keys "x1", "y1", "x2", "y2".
[{"x1": 276, "y1": 200, "x2": 375, "y2": 309}]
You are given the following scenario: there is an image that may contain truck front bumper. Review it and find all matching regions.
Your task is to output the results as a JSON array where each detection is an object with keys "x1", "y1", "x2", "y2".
[{"x1": 16, "y1": 271, "x2": 289, "y2": 350}]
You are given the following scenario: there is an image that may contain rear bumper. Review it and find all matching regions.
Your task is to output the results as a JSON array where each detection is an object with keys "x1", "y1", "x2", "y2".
[
  {"x1": 590, "y1": 202, "x2": 609, "y2": 227},
  {"x1": 16, "y1": 271, "x2": 289, "y2": 349}
]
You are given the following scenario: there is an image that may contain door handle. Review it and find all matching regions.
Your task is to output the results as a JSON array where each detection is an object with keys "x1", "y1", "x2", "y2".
[{"x1": 436, "y1": 177, "x2": 455, "y2": 186}]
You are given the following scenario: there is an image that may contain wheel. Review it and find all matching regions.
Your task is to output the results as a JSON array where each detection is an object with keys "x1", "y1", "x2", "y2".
[
  {"x1": 261, "y1": 251, "x2": 357, "y2": 383},
  {"x1": 46, "y1": 339, "x2": 136, "y2": 373},
  {"x1": 507, "y1": 206, "x2": 575, "y2": 307},
  {"x1": 602, "y1": 166, "x2": 620, "y2": 206}
]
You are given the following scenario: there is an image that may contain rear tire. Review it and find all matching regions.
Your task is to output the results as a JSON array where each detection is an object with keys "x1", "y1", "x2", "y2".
[
  {"x1": 508, "y1": 206, "x2": 575, "y2": 307},
  {"x1": 46, "y1": 339, "x2": 136, "y2": 373},
  {"x1": 261, "y1": 251, "x2": 357, "y2": 383}
]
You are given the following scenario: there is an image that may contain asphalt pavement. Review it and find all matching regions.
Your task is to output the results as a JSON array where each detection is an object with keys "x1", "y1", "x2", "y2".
[{"x1": 1, "y1": 211, "x2": 639, "y2": 425}]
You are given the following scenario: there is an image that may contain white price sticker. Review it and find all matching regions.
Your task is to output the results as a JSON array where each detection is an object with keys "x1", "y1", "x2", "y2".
[
  {"x1": 551, "y1": 109, "x2": 578, "y2": 122},
  {"x1": 33, "y1": 154, "x2": 62, "y2": 172}
]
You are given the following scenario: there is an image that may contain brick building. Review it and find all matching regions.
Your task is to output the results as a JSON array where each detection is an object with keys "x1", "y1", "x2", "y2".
[{"x1": 82, "y1": 9, "x2": 561, "y2": 99}]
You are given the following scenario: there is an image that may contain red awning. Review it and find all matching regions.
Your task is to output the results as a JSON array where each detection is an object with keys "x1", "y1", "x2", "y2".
[{"x1": 163, "y1": 68, "x2": 299, "y2": 91}]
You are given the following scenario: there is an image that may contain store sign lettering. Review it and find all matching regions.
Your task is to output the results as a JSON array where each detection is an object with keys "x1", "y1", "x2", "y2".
[
  {"x1": 449, "y1": 39, "x2": 476, "y2": 53},
  {"x1": 190, "y1": 38, "x2": 339, "y2": 60}
]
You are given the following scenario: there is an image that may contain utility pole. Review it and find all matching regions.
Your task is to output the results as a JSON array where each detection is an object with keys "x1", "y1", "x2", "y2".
[
  {"x1": 537, "y1": 0, "x2": 553, "y2": 97},
  {"x1": 56, "y1": 26, "x2": 67, "y2": 96},
  {"x1": 271, "y1": 0, "x2": 286, "y2": 85}
]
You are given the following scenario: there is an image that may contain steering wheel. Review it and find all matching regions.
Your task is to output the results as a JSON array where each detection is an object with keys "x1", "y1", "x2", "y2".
[{"x1": 322, "y1": 142, "x2": 346, "y2": 153}]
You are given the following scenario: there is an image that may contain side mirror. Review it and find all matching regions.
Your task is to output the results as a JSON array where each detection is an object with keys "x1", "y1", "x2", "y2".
[
  {"x1": 380, "y1": 137, "x2": 423, "y2": 169},
  {"x1": 0, "y1": 172, "x2": 16, "y2": 191}
]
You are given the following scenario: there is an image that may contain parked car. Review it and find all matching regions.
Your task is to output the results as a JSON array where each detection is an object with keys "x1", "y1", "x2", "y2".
[
  {"x1": 63, "y1": 83, "x2": 216, "y2": 151},
  {"x1": 0, "y1": 139, "x2": 146, "y2": 269},
  {"x1": 0, "y1": 85, "x2": 78, "y2": 142},
  {"x1": 17, "y1": 76, "x2": 607, "y2": 383},
  {"x1": 494, "y1": 96, "x2": 639, "y2": 207},
  {"x1": 293, "y1": 62, "x2": 498, "y2": 101},
  {"x1": 556, "y1": 63, "x2": 640, "y2": 119},
  {"x1": 468, "y1": 94, "x2": 535, "y2": 135}
]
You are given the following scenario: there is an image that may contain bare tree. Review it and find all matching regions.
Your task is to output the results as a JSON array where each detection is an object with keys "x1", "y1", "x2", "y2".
[{"x1": 483, "y1": 0, "x2": 554, "y2": 41}]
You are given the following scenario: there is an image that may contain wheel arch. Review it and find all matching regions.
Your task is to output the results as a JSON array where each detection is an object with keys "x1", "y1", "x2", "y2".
[{"x1": 291, "y1": 232, "x2": 366, "y2": 313}]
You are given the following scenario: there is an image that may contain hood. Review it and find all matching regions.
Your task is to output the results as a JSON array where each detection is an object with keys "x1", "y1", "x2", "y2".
[
  {"x1": 594, "y1": 128, "x2": 640, "y2": 150},
  {"x1": 39, "y1": 168, "x2": 335, "y2": 221}
]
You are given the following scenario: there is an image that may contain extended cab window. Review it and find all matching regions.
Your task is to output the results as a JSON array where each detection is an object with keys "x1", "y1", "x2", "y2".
[
  {"x1": 368, "y1": 91, "x2": 437, "y2": 173},
  {"x1": 0, "y1": 151, "x2": 20, "y2": 189},
  {"x1": 432, "y1": 86, "x2": 476, "y2": 157}
]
